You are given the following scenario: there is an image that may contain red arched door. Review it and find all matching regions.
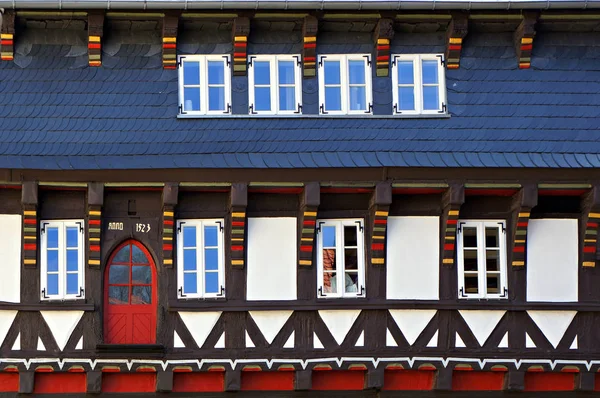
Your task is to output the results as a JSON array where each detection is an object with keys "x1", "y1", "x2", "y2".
[{"x1": 104, "y1": 240, "x2": 157, "y2": 344}]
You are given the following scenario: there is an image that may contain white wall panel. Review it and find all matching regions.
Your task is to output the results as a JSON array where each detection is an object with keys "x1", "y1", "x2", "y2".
[
  {"x1": 0, "y1": 215, "x2": 21, "y2": 303},
  {"x1": 386, "y1": 216, "x2": 439, "y2": 300},
  {"x1": 247, "y1": 217, "x2": 297, "y2": 301},
  {"x1": 527, "y1": 219, "x2": 578, "y2": 302}
]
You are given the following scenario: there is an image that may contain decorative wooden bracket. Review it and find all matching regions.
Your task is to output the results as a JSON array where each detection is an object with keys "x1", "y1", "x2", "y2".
[
  {"x1": 1, "y1": 10, "x2": 15, "y2": 61},
  {"x1": 230, "y1": 183, "x2": 248, "y2": 268},
  {"x1": 445, "y1": 12, "x2": 468, "y2": 69},
  {"x1": 370, "y1": 182, "x2": 392, "y2": 267},
  {"x1": 88, "y1": 12, "x2": 105, "y2": 67},
  {"x1": 162, "y1": 182, "x2": 179, "y2": 269},
  {"x1": 22, "y1": 182, "x2": 39, "y2": 268},
  {"x1": 298, "y1": 182, "x2": 320, "y2": 267},
  {"x1": 510, "y1": 183, "x2": 537, "y2": 268},
  {"x1": 514, "y1": 12, "x2": 538, "y2": 69},
  {"x1": 162, "y1": 13, "x2": 180, "y2": 70},
  {"x1": 373, "y1": 19, "x2": 394, "y2": 77},
  {"x1": 581, "y1": 184, "x2": 600, "y2": 268},
  {"x1": 88, "y1": 183, "x2": 104, "y2": 269},
  {"x1": 302, "y1": 15, "x2": 318, "y2": 78},
  {"x1": 441, "y1": 183, "x2": 464, "y2": 266},
  {"x1": 232, "y1": 17, "x2": 250, "y2": 76}
]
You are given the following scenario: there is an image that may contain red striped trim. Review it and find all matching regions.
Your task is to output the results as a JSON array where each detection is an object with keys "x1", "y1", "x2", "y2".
[
  {"x1": 163, "y1": 244, "x2": 173, "y2": 251},
  {"x1": 164, "y1": 65, "x2": 177, "y2": 70},
  {"x1": 89, "y1": 219, "x2": 101, "y2": 226},
  {"x1": 517, "y1": 222, "x2": 528, "y2": 227},
  {"x1": 24, "y1": 243, "x2": 37, "y2": 251},
  {"x1": 584, "y1": 246, "x2": 596, "y2": 253},
  {"x1": 164, "y1": 220, "x2": 174, "y2": 226},
  {"x1": 88, "y1": 43, "x2": 101, "y2": 49},
  {"x1": 232, "y1": 245, "x2": 244, "y2": 251},
  {"x1": 447, "y1": 219, "x2": 458, "y2": 225},
  {"x1": 90, "y1": 245, "x2": 101, "y2": 252},
  {"x1": 300, "y1": 245, "x2": 313, "y2": 252},
  {"x1": 377, "y1": 45, "x2": 390, "y2": 51},
  {"x1": 303, "y1": 220, "x2": 316, "y2": 226},
  {"x1": 2, "y1": 40, "x2": 13, "y2": 46},
  {"x1": 521, "y1": 44, "x2": 533, "y2": 51},
  {"x1": 448, "y1": 44, "x2": 462, "y2": 51},
  {"x1": 513, "y1": 246, "x2": 525, "y2": 253},
  {"x1": 232, "y1": 221, "x2": 245, "y2": 227},
  {"x1": 372, "y1": 243, "x2": 385, "y2": 251},
  {"x1": 303, "y1": 43, "x2": 316, "y2": 49},
  {"x1": 587, "y1": 222, "x2": 598, "y2": 228},
  {"x1": 24, "y1": 219, "x2": 37, "y2": 225},
  {"x1": 374, "y1": 219, "x2": 387, "y2": 225},
  {"x1": 304, "y1": 56, "x2": 316, "y2": 62},
  {"x1": 233, "y1": 53, "x2": 247, "y2": 58},
  {"x1": 376, "y1": 56, "x2": 389, "y2": 62},
  {"x1": 163, "y1": 43, "x2": 177, "y2": 49}
]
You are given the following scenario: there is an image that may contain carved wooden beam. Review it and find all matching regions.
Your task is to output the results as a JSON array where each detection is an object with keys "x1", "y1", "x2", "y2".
[
  {"x1": 302, "y1": 15, "x2": 318, "y2": 78},
  {"x1": 373, "y1": 19, "x2": 394, "y2": 77},
  {"x1": 510, "y1": 183, "x2": 537, "y2": 268},
  {"x1": 230, "y1": 183, "x2": 248, "y2": 268},
  {"x1": 22, "y1": 182, "x2": 39, "y2": 269},
  {"x1": 162, "y1": 182, "x2": 179, "y2": 269},
  {"x1": 445, "y1": 12, "x2": 468, "y2": 69},
  {"x1": 1, "y1": 11, "x2": 15, "y2": 61},
  {"x1": 88, "y1": 12, "x2": 105, "y2": 67},
  {"x1": 370, "y1": 182, "x2": 392, "y2": 267},
  {"x1": 441, "y1": 183, "x2": 465, "y2": 266},
  {"x1": 581, "y1": 184, "x2": 600, "y2": 268},
  {"x1": 514, "y1": 12, "x2": 538, "y2": 69},
  {"x1": 232, "y1": 17, "x2": 250, "y2": 76},
  {"x1": 87, "y1": 183, "x2": 104, "y2": 269},
  {"x1": 162, "y1": 13, "x2": 180, "y2": 70},
  {"x1": 298, "y1": 182, "x2": 320, "y2": 267}
]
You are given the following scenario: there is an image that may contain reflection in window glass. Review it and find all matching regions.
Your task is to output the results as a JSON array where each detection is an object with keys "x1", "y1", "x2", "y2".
[
  {"x1": 422, "y1": 60, "x2": 439, "y2": 110},
  {"x1": 397, "y1": 61, "x2": 415, "y2": 111},
  {"x1": 278, "y1": 60, "x2": 296, "y2": 111},
  {"x1": 180, "y1": 57, "x2": 230, "y2": 114}
]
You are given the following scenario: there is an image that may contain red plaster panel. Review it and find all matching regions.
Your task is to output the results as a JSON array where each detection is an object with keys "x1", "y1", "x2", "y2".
[
  {"x1": 452, "y1": 371, "x2": 504, "y2": 391},
  {"x1": 524, "y1": 373, "x2": 575, "y2": 391},
  {"x1": 173, "y1": 372, "x2": 224, "y2": 392},
  {"x1": 312, "y1": 370, "x2": 365, "y2": 391},
  {"x1": 383, "y1": 370, "x2": 434, "y2": 390},
  {"x1": 102, "y1": 373, "x2": 156, "y2": 393},
  {"x1": 0, "y1": 373, "x2": 18, "y2": 392},
  {"x1": 241, "y1": 371, "x2": 294, "y2": 391},
  {"x1": 34, "y1": 373, "x2": 86, "y2": 393}
]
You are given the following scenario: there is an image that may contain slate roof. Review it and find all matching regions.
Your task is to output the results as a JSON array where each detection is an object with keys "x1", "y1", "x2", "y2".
[{"x1": 1, "y1": 31, "x2": 600, "y2": 170}]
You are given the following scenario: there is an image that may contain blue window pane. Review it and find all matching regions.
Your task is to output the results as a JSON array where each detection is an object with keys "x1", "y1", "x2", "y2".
[
  {"x1": 254, "y1": 61, "x2": 271, "y2": 85},
  {"x1": 183, "y1": 272, "x2": 197, "y2": 294},
  {"x1": 109, "y1": 265, "x2": 129, "y2": 284},
  {"x1": 423, "y1": 86, "x2": 440, "y2": 110},
  {"x1": 47, "y1": 227, "x2": 59, "y2": 249},
  {"x1": 132, "y1": 245, "x2": 148, "y2": 264},
  {"x1": 322, "y1": 226, "x2": 336, "y2": 248},
  {"x1": 254, "y1": 87, "x2": 271, "y2": 111},
  {"x1": 132, "y1": 266, "x2": 151, "y2": 284},
  {"x1": 323, "y1": 61, "x2": 340, "y2": 85},
  {"x1": 278, "y1": 61, "x2": 295, "y2": 84},
  {"x1": 204, "y1": 226, "x2": 218, "y2": 247},
  {"x1": 183, "y1": 61, "x2": 200, "y2": 85},
  {"x1": 47, "y1": 250, "x2": 59, "y2": 272},
  {"x1": 67, "y1": 273, "x2": 79, "y2": 295},
  {"x1": 113, "y1": 245, "x2": 130, "y2": 263},
  {"x1": 398, "y1": 61, "x2": 414, "y2": 84},
  {"x1": 183, "y1": 249, "x2": 197, "y2": 271},
  {"x1": 399, "y1": 87, "x2": 415, "y2": 111},
  {"x1": 205, "y1": 248, "x2": 219, "y2": 271},
  {"x1": 184, "y1": 87, "x2": 200, "y2": 111},
  {"x1": 279, "y1": 87, "x2": 296, "y2": 111},
  {"x1": 348, "y1": 60, "x2": 366, "y2": 85},
  {"x1": 325, "y1": 87, "x2": 341, "y2": 111},
  {"x1": 422, "y1": 60, "x2": 439, "y2": 84},
  {"x1": 66, "y1": 227, "x2": 78, "y2": 248},
  {"x1": 132, "y1": 286, "x2": 152, "y2": 304},
  {"x1": 205, "y1": 272, "x2": 219, "y2": 294},
  {"x1": 109, "y1": 286, "x2": 129, "y2": 305},
  {"x1": 349, "y1": 86, "x2": 366, "y2": 111},
  {"x1": 183, "y1": 226, "x2": 196, "y2": 248},
  {"x1": 67, "y1": 249, "x2": 79, "y2": 272},
  {"x1": 47, "y1": 274, "x2": 59, "y2": 296},
  {"x1": 208, "y1": 87, "x2": 225, "y2": 111},
  {"x1": 208, "y1": 61, "x2": 225, "y2": 85}
]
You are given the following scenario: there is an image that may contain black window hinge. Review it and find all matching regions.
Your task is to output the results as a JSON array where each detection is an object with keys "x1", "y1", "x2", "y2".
[
  {"x1": 41, "y1": 222, "x2": 49, "y2": 234},
  {"x1": 248, "y1": 55, "x2": 257, "y2": 68},
  {"x1": 178, "y1": 286, "x2": 186, "y2": 298},
  {"x1": 499, "y1": 287, "x2": 508, "y2": 298},
  {"x1": 498, "y1": 222, "x2": 506, "y2": 233},
  {"x1": 363, "y1": 55, "x2": 371, "y2": 66},
  {"x1": 76, "y1": 287, "x2": 84, "y2": 298},
  {"x1": 318, "y1": 55, "x2": 327, "y2": 67},
  {"x1": 318, "y1": 286, "x2": 327, "y2": 297},
  {"x1": 436, "y1": 54, "x2": 445, "y2": 66},
  {"x1": 391, "y1": 56, "x2": 398, "y2": 67},
  {"x1": 178, "y1": 104, "x2": 187, "y2": 115},
  {"x1": 459, "y1": 287, "x2": 467, "y2": 298},
  {"x1": 355, "y1": 220, "x2": 364, "y2": 232},
  {"x1": 359, "y1": 285, "x2": 365, "y2": 296},
  {"x1": 393, "y1": 104, "x2": 401, "y2": 114},
  {"x1": 457, "y1": 221, "x2": 465, "y2": 233},
  {"x1": 438, "y1": 103, "x2": 447, "y2": 114},
  {"x1": 177, "y1": 221, "x2": 186, "y2": 233},
  {"x1": 223, "y1": 55, "x2": 231, "y2": 67},
  {"x1": 316, "y1": 221, "x2": 325, "y2": 233},
  {"x1": 292, "y1": 55, "x2": 301, "y2": 67},
  {"x1": 76, "y1": 221, "x2": 83, "y2": 233},
  {"x1": 249, "y1": 104, "x2": 257, "y2": 115},
  {"x1": 216, "y1": 221, "x2": 223, "y2": 232},
  {"x1": 216, "y1": 286, "x2": 225, "y2": 297},
  {"x1": 223, "y1": 103, "x2": 231, "y2": 114},
  {"x1": 319, "y1": 104, "x2": 328, "y2": 115},
  {"x1": 177, "y1": 56, "x2": 186, "y2": 68},
  {"x1": 364, "y1": 103, "x2": 373, "y2": 114},
  {"x1": 294, "y1": 104, "x2": 302, "y2": 114},
  {"x1": 41, "y1": 288, "x2": 49, "y2": 299}
]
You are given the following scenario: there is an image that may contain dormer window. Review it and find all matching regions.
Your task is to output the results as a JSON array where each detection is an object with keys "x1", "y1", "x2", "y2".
[
  {"x1": 248, "y1": 55, "x2": 302, "y2": 115},
  {"x1": 178, "y1": 55, "x2": 232, "y2": 116},
  {"x1": 318, "y1": 54, "x2": 372, "y2": 115}
]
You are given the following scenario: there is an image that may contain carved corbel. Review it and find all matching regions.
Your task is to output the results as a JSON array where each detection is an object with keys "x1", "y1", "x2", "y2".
[
  {"x1": 162, "y1": 183, "x2": 179, "y2": 269},
  {"x1": 369, "y1": 182, "x2": 392, "y2": 267},
  {"x1": 373, "y1": 19, "x2": 394, "y2": 77},
  {"x1": 162, "y1": 13, "x2": 180, "y2": 70},
  {"x1": 581, "y1": 184, "x2": 600, "y2": 268},
  {"x1": 302, "y1": 15, "x2": 318, "y2": 78},
  {"x1": 514, "y1": 12, "x2": 538, "y2": 69},
  {"x1": 298, "y1": 182, "x2": 320, "y2": 267},
  {"x1": 230, "y1": 183, "x2": 248, "y2": 268},
  {"x1": 441, "y1": 183, "x2": 465, "y2": 266},
  {"x1": 88, "y1": 12, "x2": 105, "y2": 67},
  {"x1": 232, "y1": 17, "x2": 250, "y2": 76},
  {"x1": 445, "y1": 12, "x2": 468, "y2": 69},
  {"x1": 509, "y1": 183, "x2": 537, "y2": 268},
  {"x1": 1, "y1": 10, "x2": 15, "y2": 61},
  {"x1": 88, "y1": 183, "x2": 104, "y2": 269},
  {"x1": 22, "y1": 182, "x2": 39, "y2": 268}
]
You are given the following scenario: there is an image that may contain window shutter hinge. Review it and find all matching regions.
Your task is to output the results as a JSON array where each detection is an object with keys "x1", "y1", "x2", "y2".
[
  {"x1": 292, "y1": 55, "x2": 301, "y2": 66},
  {"x1": 249, "y1": 104, "x2": 257, "y2": 115},
  {"x1": 359, "y1": 285, "x2": 365, "y2": 296},
  {"x1": 365, "y1": 103, "x2": 373, "y2": 114},
  {"x1": 178, "y1": 287, "x2": 187, "y2": 298},
  {"x1": 355, "y1": 220, "x2": 364, "y2": 232},
  {"x1": 316, "y1": 221, "x2": 325, "y2": 232},
  {"x1": 498, "y1": 222, "x2": 506, "y2": 233},
  {"x1": 76, "y1": 287, "x2": 84, "y2": 298},
  {"x1": 391, "y1": 56, "x2": 397, "y2": 67},
  {"x1": 177, "y1": 221, "x2": 186, "y2": 233},
  {"x1": 363, "y1": 55, "x2": 371, "y2": 66},
  {"x1": 177, "y1": 56, "x2": 185, "y2": 68},
  {"x1": 76, "y1": 221, "x2": 83, "y2": 233},
  {"x1": 436, "y1": 54, "x2": 445, "y2": 66},
  {"x1": 319, "y1": 104, "x2": 328, "y2": 115},
  {"x1": 318, "y1": 286, "x2": 327, "y2": 297},
  {"x1": 41, "y1": 288, "x2": 49, "y2": 299},
  {"x1": 459, "y1": 287, "x2": 467, "y2": 298},
  {"x1": 224, "y1": 104, "x2": 231, "y2": 114},
  {"x1": 499, "y1": 287, "x2": 508, "y2": 298},
  {"x1": 393, "y1": 104, "x2": 401, "y2": 114},
  {"x1": 41, "y1": 222, "x2": 49, "y2": 234},
  {"x1": 318, "y1": 56, "x2": 326, "y2": 67},
  {"x1": 178, "y1": 104, "x2": 187, "y2": 115},
  {"x1": 223, "y1": 55, "x2": 231, "y2": 67},
  {"x1": 248, "y1": 55, "x2": 257, "y2": 67},
  {"x1": 294, "y1": 104, "x2": 302, "y2": 114},
  {"x1": 438, "y1": 103, "x2": 447, "y2": 114},
  {"x1": 457, "y1": 221, "x2": 465, "y2": 233},
  {"x1": 216, "y1": 286, "x2": 225, "y2": 297},
  {"x1": 216, "y1": 221, "x2": 223, "y2": 232}
]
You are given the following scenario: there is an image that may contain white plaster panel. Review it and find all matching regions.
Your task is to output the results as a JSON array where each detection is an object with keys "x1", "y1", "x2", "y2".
[
  {"x1": 178, "y1": 311, "x2": 222, "y2": 349},
  {"x1": 386, "y1": 216, "x2": 439, "y2": 300},
  {"x1": 526, "y1": 219, "x2": 578, "y2": 302},
  {"x1": 40, "y1": 311, "x2": 84, "y2": 351},
  {"x1": 318, "y1": 310, "x2": 361, "y2": 345},
  {"x1": 246, "y1": 217, "x2": 297, "y2": 301},
  {"x1": 0, "y1": 215, "x2": 22, "y2": 303},
  {"x1": 249, "y1": 310, "x2": 293, "y2": 344}
]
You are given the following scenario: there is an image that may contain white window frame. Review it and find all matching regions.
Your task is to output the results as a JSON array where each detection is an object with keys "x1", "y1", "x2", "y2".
[
  {"x1": 318, "y1": 54, "x2": 373, "y2": 115},
  {"x1": 40, "y1": 220, "x2": 85, "y2": 301},
  {"x1": 177, "y1": 55, "x2": 232, "y2": 116},
  {"x1": 316, "y1": 219, "x2": 366, "y2": 298},
  {"x1": 456, "y1": 220, "x2": 508, "y2": 299},
  {"x1": 248, "y1": 54, "x2": 302, "y2": 115},
  {"x1": 391, "y1": 54, "x2": 447, "y2": 115},
  {"x1": 176, "y1": 219, "x2": 225, "y2": 299}
]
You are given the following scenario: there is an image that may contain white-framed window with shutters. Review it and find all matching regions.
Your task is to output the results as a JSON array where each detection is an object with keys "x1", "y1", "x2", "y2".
[
  {"x1": 316, "y1": 219, "x2": 366, "y2": 298},
  {"x1": 318, "y1": 54, "x2": 372, "y2": 115},
  {"x1": 177, "y1": 55, "x2": 232, "y2": 116},
  {"x1": 391, "y1": 54, "x2": 447, "y2": 115},
  {"x1": 248, "y1": 55, "x2": 302, "y2": 115},
  {"x1": 176, "y1": 219, "x2": 225, "y2": 299},
  {"x1": 456, "y1": 220, "x2": 508, "y2": 299},
  {"x1": 40, "y1": 220, "x2": 85, "y2": 300}
]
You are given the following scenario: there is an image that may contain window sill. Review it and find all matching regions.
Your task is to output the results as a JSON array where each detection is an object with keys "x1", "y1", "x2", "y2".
[
  {"x1": 176, "y1": 297, "x2": 226, "y2": 302},
  {"x1": 177, "y1": 113, "x2": 451, "y2": 119}
]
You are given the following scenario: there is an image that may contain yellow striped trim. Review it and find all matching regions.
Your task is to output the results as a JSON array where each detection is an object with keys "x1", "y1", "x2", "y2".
[
  {"x1": 514, "y1": 239, "x2": 526, "y2": 243},
  {"x1": 377, "y1": 38, "x2": 390, "y2": 45},
  {"x1": 304, "y1": 211, "x2": 317, "y2": 217},
  {"x1": 89, "y1": 35, "x2": 101, "y2": 42},
  {"x1": 518, "y1": 212, "x2": 531, "y2": 218},
  {"x1": 442, "y1": 258, "x2": 454, "y2": 264},
  {"x1": 589, "y1": 213, "x2": 600, "y2": 218},
  {"x1": 232, "y1": 212, "x2": 246, "y2": 218},
  {"x1": 303, "y1": 36, "x2": 316, "y2": 43},
  {"x1": 234, "y1": 36, "x2": 247, "y2": 42},
  {"x1": 231, "y1": 238, "x2": 244, "y2": 242},
  {"x1": 89, "y1": 210, "x2": 101, "y2": 216},
  {"x1": 1, "y1": 34, "x2": 14, "y2": 39},
  {"x1": 232, "y1": 260, "x2": 244, "y2": 266},
  {"x1": 299, "y1": 260, "x2": 312, "y2": 266},
  {"x1": 512, "y1": 261, "x2": 525, "y2": 266},
  {"x1": 88, "y1": 260, "x2": 101, "y2": 266},
  {"x1": 24, "y1": 235, "x2": 37, "y2": 240},
  {"x1": 164, "y1": 211, "x2": 174, "y2": 217},
  {"x1": 24, "y1": 259, "x2": 37, "y2": 265},
  {"x1": 163, "y1": 37, "x2": 177, "y2": 43},
  {"x1": 375, "y1": 211, "x2": 389, "y2": 217},
  {"x1": 373, "y1": 235, "x2": 385, "y2": 239},
  {"x1": 521, "y1": 37, "x2": 534, "y2": 44},
  {"x1": 163, "y1": 59, "x2": 177, "y2": 64},
  {"x1": 585, "y1": 239, "x2": 597, "y2": 243},
  {"x1": 448, "y1": 210, "x2": 459, "y2": 216},
  {"x1": 89, "y1": 237, "x2": 100, "y2": 242},
  {"x1": 372, "y1": 258, "x2": 385, "y2": 265},
  {"x1": 163, "y1": 237, "x2": 173, "y2": 242},
  {"x1": 301, "y1": 237, "x2": 313, "y2": 242},
  {"x1": 583, "y1": 261, "x2": 596, "y2": 267},
  {"x1": 23, "y1": 210, "x2": 37, "y2": 216},
  {"x1": 164, "y1": 259, "x2": 173, "y2": 265},
  {"x1": 449, "y1": 37, "x2": 462, "y2": 44}
]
